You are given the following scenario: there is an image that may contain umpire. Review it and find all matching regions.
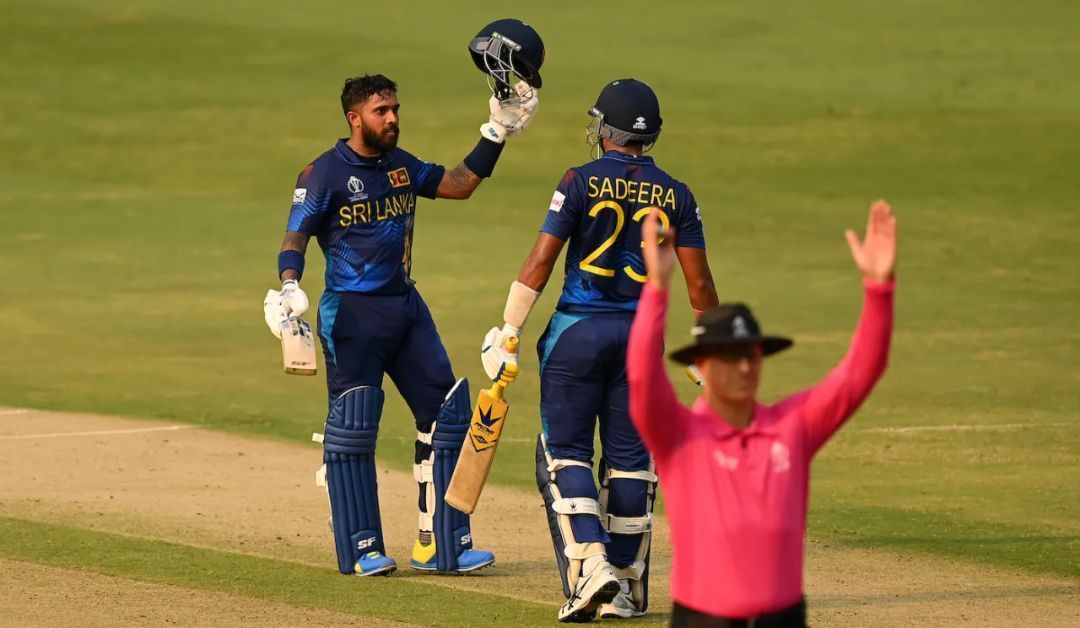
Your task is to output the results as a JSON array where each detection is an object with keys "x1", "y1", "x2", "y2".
[{"x1": 627, "y1": 202, "x2": 897, "y2": 626}]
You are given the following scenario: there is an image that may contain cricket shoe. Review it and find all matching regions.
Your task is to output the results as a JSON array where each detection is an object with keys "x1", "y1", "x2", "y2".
[
  {"x1": 598, "y1": 586, "x2": 645, "y2": 619},
  {"x1": 353, "y1": 551, "x2": 397, "y2": 577},
  {"x1": 558, "y1": 561, "x2": 621, "y2": 623},
  {"x1": 409, "y1": 539, "x2": 495, "y2": 574}
]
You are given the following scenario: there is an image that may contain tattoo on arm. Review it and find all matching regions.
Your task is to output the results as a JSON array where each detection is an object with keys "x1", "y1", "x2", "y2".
[
  {"x1": 436, "y1": 163, "x2": 482, "y2": 199},
  {"x1": 281, "y1": 231, "x2": 309, "y2": 254}
]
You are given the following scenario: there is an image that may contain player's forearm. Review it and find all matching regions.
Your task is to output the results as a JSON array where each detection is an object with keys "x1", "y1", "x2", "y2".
[
  {"x1": 278, "y1": 230, "x2": 309, "y2": 282},
  {"x1": 517, "y1": 248, "x2": 557, "y2": 292},
  {"x1": 676, "y1": 246, "x2": 719, "y2": 313},
  {"x1": 687, "y1": 275, "x2": 719, "y2": 313},
  {"x1": 437, "y1": 131, "x2": 509, "y2": 199},
  {"x1": 436, "y1": 163, "x2": 483, "y2": 199}
]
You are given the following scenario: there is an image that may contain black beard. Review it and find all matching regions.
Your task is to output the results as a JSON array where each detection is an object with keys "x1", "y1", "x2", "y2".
[{"x1": 362, "y1": 125, "x2": 398, "y2": 153}]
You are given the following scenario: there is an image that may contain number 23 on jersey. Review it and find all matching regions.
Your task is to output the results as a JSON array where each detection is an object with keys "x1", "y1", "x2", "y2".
[{"x1": 579, "y1": 202, "x2": 671, "y2": 282}]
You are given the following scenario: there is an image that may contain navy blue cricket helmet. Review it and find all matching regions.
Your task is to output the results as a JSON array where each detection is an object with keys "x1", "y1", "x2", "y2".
[
  {"x1": 469, "y1": 19, "x2": 545, "y2": 96},
  {"x1": 587, "y1": 79, "x2": 662, "y2": 151}
]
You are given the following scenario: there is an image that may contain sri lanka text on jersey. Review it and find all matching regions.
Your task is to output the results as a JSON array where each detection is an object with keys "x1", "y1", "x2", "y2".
[{"x1": 339, "y1": 192, "x2": 416, "y2": 227}]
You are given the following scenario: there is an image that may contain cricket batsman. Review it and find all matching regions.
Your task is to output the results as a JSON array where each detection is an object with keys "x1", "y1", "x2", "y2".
[
  {"x1": 261, "y1": 20, "x2": 545, "y2": 577},
  {"x1": 480, "y1": 79, "x2": 719, "y2": 621}
]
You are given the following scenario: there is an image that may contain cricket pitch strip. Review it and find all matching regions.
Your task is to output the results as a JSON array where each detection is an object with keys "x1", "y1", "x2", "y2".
[{"x1": 1, "y1": 408, "x2": 1077, "y2": 626}]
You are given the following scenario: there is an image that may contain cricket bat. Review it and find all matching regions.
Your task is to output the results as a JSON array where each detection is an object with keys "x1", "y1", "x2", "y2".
[
  {"x1": 280, "y1": 315, "x2": 317, "y2": 376},
  {"x1": 445, "y1": 336, "x2": 519, "y2": 514}
]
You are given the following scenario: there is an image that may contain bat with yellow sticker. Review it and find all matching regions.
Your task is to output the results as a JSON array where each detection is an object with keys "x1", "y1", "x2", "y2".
[{"x1": 445, "y1": 336, "x2": 519, "y2": 514}]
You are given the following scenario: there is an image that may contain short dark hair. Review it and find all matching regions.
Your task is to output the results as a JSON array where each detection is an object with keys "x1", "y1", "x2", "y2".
[{"x1": 341, "y1": 74, "x2": 397, "y2": 116}]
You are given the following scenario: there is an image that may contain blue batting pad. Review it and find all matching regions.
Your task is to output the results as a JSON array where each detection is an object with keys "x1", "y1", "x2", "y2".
[
  {"x1": 431, "y1": 378, "x2": 473, "y2": 572},
  {"x1": 323, "y1": 386, "x2": 384, "y2": 574}
]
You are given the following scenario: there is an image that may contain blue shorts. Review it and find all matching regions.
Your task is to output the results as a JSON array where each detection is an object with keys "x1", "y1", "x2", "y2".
[
  {"x1": 536, "y1": 311, "x2": 649, "y2": 470},
  {"x1": 318, "y1": 287, "x2": 455, "y2": 431}
]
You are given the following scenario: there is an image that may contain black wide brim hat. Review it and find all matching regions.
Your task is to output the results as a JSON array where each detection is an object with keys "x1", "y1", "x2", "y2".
[{"x1": 668, "y1": 303, "x2": 793, "y2": 365}]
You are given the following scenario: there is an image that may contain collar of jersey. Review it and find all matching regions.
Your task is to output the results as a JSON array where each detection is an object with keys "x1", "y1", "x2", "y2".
[
  {"x1": 692, "y1": 397, "x2": 779, "y2": 439},
  {"x1": 601, "y1": 150, "x2": 654, "y2": 165},
  {"x1": 334, "y1": 139, "x2": 394, "y2": 168}
]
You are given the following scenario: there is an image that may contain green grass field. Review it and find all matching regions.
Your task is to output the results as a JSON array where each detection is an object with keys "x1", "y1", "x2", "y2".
[{"x1": 2, "y1": 0, "x2": 1078, "y2": 623}]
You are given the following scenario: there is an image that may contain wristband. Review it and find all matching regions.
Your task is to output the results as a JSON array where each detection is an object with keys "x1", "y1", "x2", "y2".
[
  {"x1": 463, "y1": 136, "x2": 505, "y2": 178},
  {"x1": 278, "y1": 249, "x2": 305, "y2": 280}
]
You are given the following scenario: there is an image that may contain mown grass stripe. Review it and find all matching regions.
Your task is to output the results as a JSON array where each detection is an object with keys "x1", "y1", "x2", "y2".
[
  {"x1": 810, "y1": 505, "x2": 1080, "y2": 580},
  {"x1": 0, "y1": 517, "x2": 555, "y2": 627}
]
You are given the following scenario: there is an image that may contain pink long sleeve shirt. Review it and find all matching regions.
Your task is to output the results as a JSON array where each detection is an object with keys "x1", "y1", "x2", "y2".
[{"x1": 627, "y1": 279, "x2": 894, "y2": 618}]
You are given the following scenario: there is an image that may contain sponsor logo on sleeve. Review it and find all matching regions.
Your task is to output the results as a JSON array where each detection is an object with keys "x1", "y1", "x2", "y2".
[
  {"x1": 388, "y1": 167, "x2": 411, "y2": 188},
  {"x1": 293, "y1": 188, "x2": 307, "y2": 204},
  {"x1": 695, "y1": 206, "x2": 702, "y2": 222},
  {"x1": 549, "y1": 191, "x2": 566, "y2": 212},
  {"x1": 770, "y1": 442, "x2": 791, "y2": 474}
]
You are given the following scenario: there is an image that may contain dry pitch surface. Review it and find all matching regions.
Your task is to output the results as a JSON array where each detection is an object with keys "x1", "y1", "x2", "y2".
[{"x1": 2, "y1": 408, "x2": 1078, "y2": 627}]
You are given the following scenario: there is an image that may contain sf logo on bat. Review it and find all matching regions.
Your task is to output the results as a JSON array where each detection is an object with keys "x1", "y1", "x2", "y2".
[{"x1": 468, "y1": 398, "x2": 504, "y2": 451}]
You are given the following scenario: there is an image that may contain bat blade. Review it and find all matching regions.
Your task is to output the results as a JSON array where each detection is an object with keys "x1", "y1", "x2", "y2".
[
  {"x1": 445, "y1": 384, "x2": 510, "y2": 514},
  {"x1": 280, "y1": 316, "x2": 317, "y2": 376}
]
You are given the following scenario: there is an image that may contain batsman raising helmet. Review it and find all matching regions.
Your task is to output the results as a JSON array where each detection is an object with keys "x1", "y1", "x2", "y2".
[
  {"x1": 481, "y1": 79, "x2": 719, "y2": 621},
  {"x1": 263, "y1": 19, "x2": 543, "y2": 578}
]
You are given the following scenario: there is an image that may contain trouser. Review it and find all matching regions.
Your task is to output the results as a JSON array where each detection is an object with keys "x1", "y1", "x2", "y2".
[
  {"x1": 316, "y1": 286, "x2": 473, "y2": 572},
  {"x1": 537, "y1": 310, "x2": 654, "y2": 606},
  {"x1": 670, "y1": 599, "x2": 807, "y2": 628},
  {"x1": 319, "y1": 287, "x2": 455, "y2": 427}
]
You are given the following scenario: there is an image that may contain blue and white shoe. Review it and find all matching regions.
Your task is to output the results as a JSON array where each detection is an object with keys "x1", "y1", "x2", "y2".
[
  {"x1": 353, "y1": 551, "x2": 397, "y2": 577},
  {"x1": 409, "y1": 539, "x2": 495, "y2": 574}
]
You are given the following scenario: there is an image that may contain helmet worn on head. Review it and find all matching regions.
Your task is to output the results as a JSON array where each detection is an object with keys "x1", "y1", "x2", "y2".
[
  {"x1": 468, "y1": 19, "x2": 545, "y2": 98},
  {"x1": 586, "y1": 79, "x2": 662, "y2": 152}
]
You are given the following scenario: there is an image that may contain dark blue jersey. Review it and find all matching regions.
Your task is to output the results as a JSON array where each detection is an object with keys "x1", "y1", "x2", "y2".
[
  {"x1": 286, "y1": 140, "x2": 444, "y2": 294},
  {"x1": 540, "y1": 150, "x2": 706, "y2": 313}
]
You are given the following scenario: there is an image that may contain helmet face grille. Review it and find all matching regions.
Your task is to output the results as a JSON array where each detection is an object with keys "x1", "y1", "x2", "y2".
[{"x1": 473, "y1": 34, "x2": 536, "y2": 102}]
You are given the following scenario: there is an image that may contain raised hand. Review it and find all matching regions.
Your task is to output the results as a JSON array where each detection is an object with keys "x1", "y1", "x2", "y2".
[
  {"x1": 484, "y1": 81, "x2": 540, "y2": 143},
  {"x1": 845, "y1": 200, "x2": 897, "y2": 284},
  {"x1": 642, "y1": 207, "x2": 677, "y2": 290}
]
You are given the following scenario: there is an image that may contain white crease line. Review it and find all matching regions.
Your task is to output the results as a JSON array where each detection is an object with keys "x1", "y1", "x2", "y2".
[
  {"x1": 0, "y1": 409, "x2": 30, "y2": 416},
  {"x1": 0, "y1": 425, "x2": 196, "y2": 440},
  {"x1": 861, "y1": 422, "x2": 1074, "y2": 434}
]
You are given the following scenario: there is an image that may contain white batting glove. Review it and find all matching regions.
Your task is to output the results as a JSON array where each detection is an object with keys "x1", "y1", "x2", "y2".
[
  {"x1": 685, "y1": 365, "x2": 704, "y2": 387},
  {"x1": 481, "y1": 325, "x2": 519, "y2": 383},
  {"x1": 263, "y1": 280, "x2": 309, "y2": 339},
  {"x1": 280, "y1": 279, "x2": 309, "y2": 317},
  {"x1": 263, "y1": 290, "x2": 285, "y2": 339},
  {"x1": 480, "y1": 81, "x2": 540, "y2": 143}
]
